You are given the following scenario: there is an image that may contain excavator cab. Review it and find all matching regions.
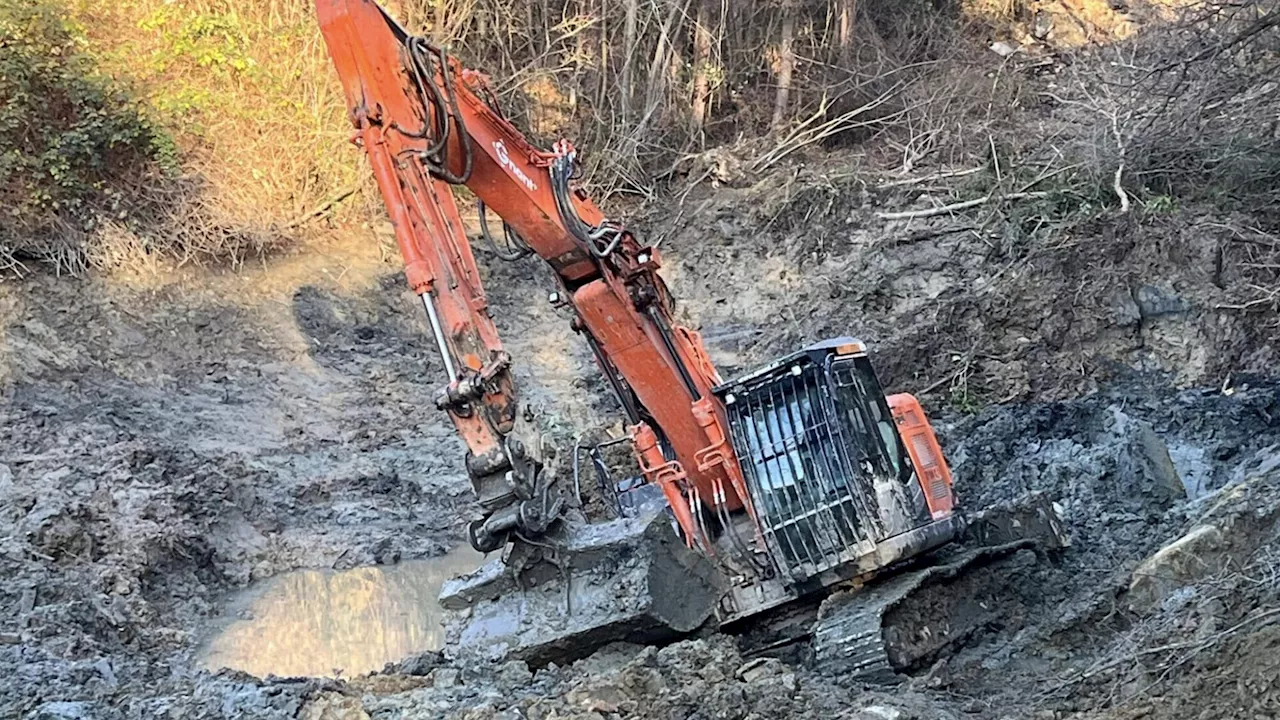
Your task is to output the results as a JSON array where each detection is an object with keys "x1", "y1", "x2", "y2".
[{"x1": 714, "y1": 338, "x2": 944, "y2": 587}]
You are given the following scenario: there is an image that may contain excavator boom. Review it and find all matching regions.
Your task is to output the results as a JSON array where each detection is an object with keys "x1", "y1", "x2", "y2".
[{"x1": 316, "y1": 0, "x2": 748, "y2": 556}]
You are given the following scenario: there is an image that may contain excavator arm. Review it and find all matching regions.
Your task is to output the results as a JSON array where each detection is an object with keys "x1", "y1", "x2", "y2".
[{"x1": 315, "y1": 0, "x2": 751, "y2": 554}]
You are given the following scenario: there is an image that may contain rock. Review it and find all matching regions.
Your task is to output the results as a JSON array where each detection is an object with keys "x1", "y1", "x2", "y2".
[
  {"x1": 300, "y1": 692, "x2": 371, "y2": 720},
  {"x1": 1112, "y1": 409, "x2": 1187, "y2": 506},
  {"x1": 94, "y1": 658, "x2": 118, "y2": 688},
  {"x1": 496, "y1": 660, "x2": 533, "y2": 689},
  {"x1": 432, "y1": 667, "x2": 461, "y2": 688},
  {"x1": 1133, "y1": 285, "x2": 1189, "y2": 319},
  {"x1": 395, "y1": 650, "x2": 443, "y2": 676},
  {"x1": 1032, "y1": 11, "x2": 1053, "y2": 39},
  {"x1": 1109, "y1": 290, "x2": 1143, "y2": 328},
  {"x1": 567, "y1": 684, "x2": 627, "y2": 714},
  {"x1": 18, "y1": 588, "x2": 36, "y2": 615},
  {"x1": 989, "y1": 41, "x2": 1019, "y2": 57},
  {"x1": 1128, "y1": 525, "x2": 1225, "y2": 612},
  {"x1": 861, "y1": 706, "x2": 906, "y2": 720},
  {"x1": 28, "y1": 701, "x2": 96, "y2": 720},
  {"x1": 735, "y1": 657, "x2": 784, "y2": 683}
]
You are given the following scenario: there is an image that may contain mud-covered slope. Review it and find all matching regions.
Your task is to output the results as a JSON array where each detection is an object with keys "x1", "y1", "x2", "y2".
[
  {"x1": 650, "y1": 178, "x2": 1277, "y2": 406},
  {"x1": 1, "y1": 184, "x2": 1278, "y2": 720},
  {"x1": 0, "y1": 246, "x2": 475, "y2": 717}
]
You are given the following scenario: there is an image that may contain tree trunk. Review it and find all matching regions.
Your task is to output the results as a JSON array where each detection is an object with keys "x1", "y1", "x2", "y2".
[
  {"x1": 598, "y1": 0, "x2": 609, "y2": 111},
  {"x1": 772, "y1": 2, "x2": 796, "y2": 131},
  {"x1": 620, "y1": 0, "x2": 639, "y2": 123},
  {"x1": 690, "y1": 0, "x2": 715, "y2": 136},
  {"x1": 643, "y1": 0, "x2": 687, "y2": 129},
  {"x1": 837, "y1": 0, "x2": 857, "y2": 65}
]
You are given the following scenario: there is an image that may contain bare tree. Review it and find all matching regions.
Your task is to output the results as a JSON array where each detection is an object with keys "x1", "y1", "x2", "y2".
[
  {"x1": 620, "y1": 0, "x2": 639, "y2": 123},
  {"x1": 690, "y1": 0, "x2": 716, "y2": 135},
  {"x1": 836, "y1": 0, "x2": 856, "y2": 64},
  {"x1": 772, "y1": 0, "x2": 797, "y2": 131}
]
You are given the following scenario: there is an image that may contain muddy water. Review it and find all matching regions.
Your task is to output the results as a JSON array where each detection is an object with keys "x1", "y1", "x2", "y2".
[{"x1": 199, "y1": 547, "x2": 487, "y2": 678}]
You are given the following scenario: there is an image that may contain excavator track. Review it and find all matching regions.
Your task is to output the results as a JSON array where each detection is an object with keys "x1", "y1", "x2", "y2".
[
  {"x1": 737, "y1": 494, "x2": 1068, "y2": 681},
  {"x1": 812, "y1": 493, "x2": 1070, "y2": 682},
  {"x1": 814, "y1": 538, "x2": 1054, "y2": 681},
  {"x1": 812, "y1": 568, "x2": 921, "y2": 682},
  {"x1": 812, "y1": 541, "x2": 1040, "y2": 682}
]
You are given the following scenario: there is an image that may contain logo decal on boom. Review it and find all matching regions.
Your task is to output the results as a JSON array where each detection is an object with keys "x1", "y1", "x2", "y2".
[{"x1": 493, "y1": 141, "x2": 538, "y2": 192}]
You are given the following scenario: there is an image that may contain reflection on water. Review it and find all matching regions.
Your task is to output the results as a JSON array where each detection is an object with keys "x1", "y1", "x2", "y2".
[{"x1": 200, "y1": 546, "x2": 486, "y2": 678}]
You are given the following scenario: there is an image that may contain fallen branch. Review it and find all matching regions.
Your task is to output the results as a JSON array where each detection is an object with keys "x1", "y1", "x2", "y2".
[
  {"x1": 876, "y1": 167, "x2": 983, "y2": 189},
  {"x1": 283, "y1": 185, "x2": 360, "y2": 230},
  {"x1": 1216, "y1": 286, "x2": 1280, "y2": 311},
  {"x1": 754, "y1": 83, "x2": 908, "y2": 172},
  {"x1": 875, "y1": 191, "x2": 1050, "y2": 220}
]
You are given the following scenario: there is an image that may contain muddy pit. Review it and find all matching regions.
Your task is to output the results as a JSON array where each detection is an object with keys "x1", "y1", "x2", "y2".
[
  {"x1": 1, "y1": 180, "x2": 1278, "y2": 720},
  {"x1": 200, "y1": 546, "x2": 486, "y2": 679}
]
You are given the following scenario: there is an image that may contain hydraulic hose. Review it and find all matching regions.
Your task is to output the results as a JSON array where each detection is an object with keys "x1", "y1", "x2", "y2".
[{"x1": 478, "y1": 201, "x2": 532, "y2": 261}]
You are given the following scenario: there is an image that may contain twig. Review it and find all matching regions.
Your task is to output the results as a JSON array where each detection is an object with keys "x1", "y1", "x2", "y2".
[
  {"x1": 875, "y1": 167, "x2": 983, "y2": 189},
  {"x1": 875, "y1": 191, "x2": 1050, "y2": 220},
  {"x1": 753, "y1": 82, "x2": 908, "y2": 172},
  {"x1": 283, "y1": 185, "x2": 360, "y2": 230},
  {"x1": 1216, "y1": 286, "x2": 1280, "y2": 311}
]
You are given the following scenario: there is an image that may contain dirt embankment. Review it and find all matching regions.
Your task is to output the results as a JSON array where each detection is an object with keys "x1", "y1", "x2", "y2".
[{"x1": 650, "y1": 174, "x2": 1277, "y2": 408}]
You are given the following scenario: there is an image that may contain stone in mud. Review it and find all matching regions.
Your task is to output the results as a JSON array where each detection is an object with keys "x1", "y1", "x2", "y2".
[
  {"x1": 736, "y1": 657, "x2": 786, "y2": 683},
  {"x1": 858, "y1": 706, "x2": 907, "y2": 720},
  {"x1": 1109, "y1": 290, "x2": 1142, "y2": 328},
  {"x1": 390, "y1": 650, "x2": 443, "y2": 676},
  {"x1": 1111, "y1": 409, "x2": 1186, "y2": 506},
  {"x1": 1127, "y1": 524, "x2": 1224, "y2": 613},
  {"x1": 432, "y1": 667, "x2": 461, "y2": 688},
  {"x1": 1133, "y1": 285, "x2": 1189, "y2": 319},
  {"x1": 27, "y1": 701, "x2": 97, "y2": 720},
  {"x1": 495, "y1": 660, "x2": 533, "y2": 689}
]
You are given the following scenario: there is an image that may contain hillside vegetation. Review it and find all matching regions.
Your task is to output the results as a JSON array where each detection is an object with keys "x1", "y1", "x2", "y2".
[{"x1": 0, "y1": 0, "x2": 1276, "y2": 278}]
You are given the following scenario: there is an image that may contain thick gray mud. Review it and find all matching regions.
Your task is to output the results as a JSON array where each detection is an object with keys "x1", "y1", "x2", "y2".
[{"x1": 1, "y1": 223, "x2": 1278, "y2": 719}]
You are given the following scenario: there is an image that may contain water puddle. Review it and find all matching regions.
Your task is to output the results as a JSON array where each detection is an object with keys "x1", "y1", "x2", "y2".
[{"x1": 199, "y1": 546, "x2": 487, "y2": 678}]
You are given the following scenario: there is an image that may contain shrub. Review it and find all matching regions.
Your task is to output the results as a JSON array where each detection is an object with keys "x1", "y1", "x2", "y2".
[{"x1": 0, "y1": 0, "x2": 176, "y2": 273}]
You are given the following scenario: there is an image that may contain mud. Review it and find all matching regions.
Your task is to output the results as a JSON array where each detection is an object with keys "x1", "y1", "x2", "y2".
[
  {"x1": 2, "y1": 172, "x2": 1279, "y2": 718},
  {"x1": 302, "y1": 381, "x2": 1280, "y2": 720}
]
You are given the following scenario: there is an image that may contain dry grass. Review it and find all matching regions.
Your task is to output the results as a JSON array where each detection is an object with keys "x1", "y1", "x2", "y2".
[
  {"x1": 71, "y1": 0, "x2": 371, "y2": 227},
  {"x1": 5, "y1": 0, "x2": 1275, "y2": 277},
  {"x1": 2, "y1": 0, "x2": 378, "y2": 275}
]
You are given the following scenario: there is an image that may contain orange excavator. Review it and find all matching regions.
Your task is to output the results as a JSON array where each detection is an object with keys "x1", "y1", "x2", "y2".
[{"x1": 315, "y1": 0, "x2": 1066, "y2": 679}]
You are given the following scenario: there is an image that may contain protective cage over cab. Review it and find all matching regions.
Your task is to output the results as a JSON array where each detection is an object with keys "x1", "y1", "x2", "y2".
[{"x1": 713, "y1": 338, "x2": 959, "y2": 589}]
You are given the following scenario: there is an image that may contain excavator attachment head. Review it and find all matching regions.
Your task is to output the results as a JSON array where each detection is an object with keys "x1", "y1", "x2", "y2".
[{"x1": 439, "y1": 512, "x2": 723, "y2": 665}]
